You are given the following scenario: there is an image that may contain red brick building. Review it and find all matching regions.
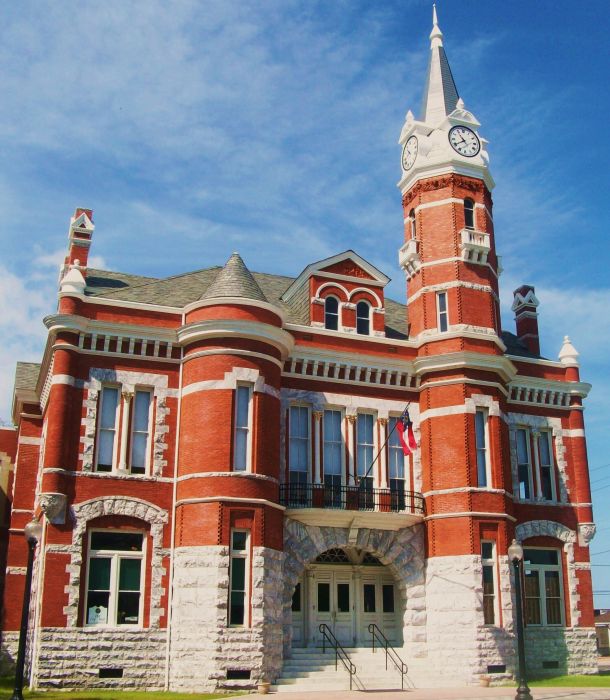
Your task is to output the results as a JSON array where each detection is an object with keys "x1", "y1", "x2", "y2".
[{"x1": 0, "y1": 10, "x2": 598, "y2": 691}]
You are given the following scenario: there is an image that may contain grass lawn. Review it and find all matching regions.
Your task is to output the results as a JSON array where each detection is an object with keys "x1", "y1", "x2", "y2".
[
  {"x1": 527, "y1": 673, "x2": 610, "y2": 687},
  {"x1": 0, "y1": 677, "x2": 243, "y2": 699}
]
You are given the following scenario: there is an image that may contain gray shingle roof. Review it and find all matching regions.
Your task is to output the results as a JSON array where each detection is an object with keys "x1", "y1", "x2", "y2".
[
  {"x1": 501, "y1": 331, "x2": 544, "y2": 360},
  {"x1": 200, "y1": 253, "x2": 268, "y2": 303},
  {"x1": 15, "y1": 362, "x2": 41, "y2": 392},
  {"x1": 84, "y1": 264, "x2": 410, "y2": 337}
]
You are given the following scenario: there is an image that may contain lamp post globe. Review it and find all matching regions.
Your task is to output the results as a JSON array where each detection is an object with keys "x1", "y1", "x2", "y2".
[
  {"x1": 509, "y1": 539, "x2": 533, "y2": 700},
  {"x1": 10, "y1": 518, "x2": 42, "y2": 700}
]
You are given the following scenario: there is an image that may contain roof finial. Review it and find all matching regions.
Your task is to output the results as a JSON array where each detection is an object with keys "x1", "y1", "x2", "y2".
[{"x1": 430, "y1": 3, "x2": 443, "y2": 48}]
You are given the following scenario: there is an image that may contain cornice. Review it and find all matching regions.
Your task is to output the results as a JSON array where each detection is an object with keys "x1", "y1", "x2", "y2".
[
  {"x1": 178, "y1": 318, "x2": 294, "y2": 358},
  {"x1": 399, "y1": 165, "x2": 495, "y2": 200},
  {"x1": 59, "y1": 291, "x2": 182, "y2": 315},
  {"x1": 44, "y1": 313, "x2": 178, "y2": 343},
  {"x1": 414, "y1": 351, "x2": 517, "y2": 383}
]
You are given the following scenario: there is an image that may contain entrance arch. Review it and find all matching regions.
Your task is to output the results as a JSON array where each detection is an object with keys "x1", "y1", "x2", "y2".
[{"x1": 282, "y1": 520, "x2": 425, "y2": 655}]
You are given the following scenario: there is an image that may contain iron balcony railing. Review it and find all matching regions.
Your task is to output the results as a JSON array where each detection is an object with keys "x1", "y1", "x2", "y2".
[{"x1": 279, "y1": 482, "x2": 424, "y2": 515}]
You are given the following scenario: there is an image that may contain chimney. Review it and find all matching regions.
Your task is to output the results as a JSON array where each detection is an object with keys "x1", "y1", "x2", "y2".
[
  {"x1": 60, "y1": 208, "x2": 94, "y2": 283},
  {"x1": 512, "y1": 284, "x2": 540, "y2": 355}
]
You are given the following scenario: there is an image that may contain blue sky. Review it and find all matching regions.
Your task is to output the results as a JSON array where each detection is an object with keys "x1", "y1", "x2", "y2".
[{"x1": 0, "y1": 1, "x2": 609, "y2": 605}]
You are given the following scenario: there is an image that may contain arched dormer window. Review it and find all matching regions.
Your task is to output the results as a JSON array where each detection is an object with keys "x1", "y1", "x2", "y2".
[
  {"x1": 464, "y1": 198, "x2": 475, "y2": 230},
  {"x1": 409, "y1": 209, "x2": 416, "y2": 239},
  {"x1": 356, "y1": 301, "x2": 370, "y2": 335},
  {"x1": 324, "y1": 296, "x2": 339, "y2": 330}
]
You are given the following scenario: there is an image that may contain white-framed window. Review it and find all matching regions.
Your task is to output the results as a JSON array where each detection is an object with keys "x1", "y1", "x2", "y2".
[
  {"x1": 523, "y1": 548, "x2": 564, "y2": 626},
  {"x1": 475, "y1": 409, "x2": 490, "y2": 487},
  {"x1": 323, "y1": 409, "x2": 343, "y2": 489},
  {"x1": 233, "y1": 383, "x2": 253, "y2": 472},
  {"x1": 436, "y1": 292, "x2": 448, "y2": 333},
  {"x1": 85, "y1": 530, "x2": 145, "y2": 627},
  {"x1": 289, "y1": 405, "x2": 310, "y2": 485},
  {"x1": 409, "y1": 208, "x2": 416, "y2": 239},
  {"x1": 464, "y1": 198, "x2": 475, "y2": 230},
  {"x1": 481, "y1": 540, "x2": 497, "y2": 625},
  {"x1": 356, "y1": 301, "x2": 371, "y2": 335},
  {"x1": 388, "y1": 416, "x2": 406, "y2": 510},
  {"x1": 96, "y1": 386, "x2": 120, "y2": 472},
  {"x1": 538, "y1": 430, "x2": 556, "y2": 501},
  {"x1": 516, "y1": 427, "x2": 533, "y2": 500},
  {"x1": 324, "y1": 296, "x2": 339, "y2": 331},
  {"x1": 357, "y1": 413, "x2": 375, "y2": 498},
  {"x1": 130, "y1": 389, "x2": 152, "y2": 475},
  {"x1": 229, "y1": 529, "x2": 250, "y2": 626}
]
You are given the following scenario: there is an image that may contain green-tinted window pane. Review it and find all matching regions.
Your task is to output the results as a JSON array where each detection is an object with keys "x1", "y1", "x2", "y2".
[
  {"x1": 131, "y1": 433, "x2": 148, "y2": 472},
  {"x1": 230, "y1": 591, "x2": 245, "y2": 625},
  {"x1": 363, "y1": 584, "x2": 376, "y2": 613},
  {"x1": 133, "y1": 391, "x2": 151, "y2": 432},
  {"x1": 88, "y1": 558, "x2": 111, "y2": 590},
  {"x1": 119, "y1": 558, "x2": 141, "y2": 591},
  {"x1": 317, "y1": 583, "x2": 330, "y2": 612},
  {"x1": 382, "y1": 585, "x2": 394, "y2": 613},
  {"x1": 516, "y1": 429, "x2": 529, "y2": 464},
  {"x1": 483, "y1": 565, "x2": 494, "y2": 590},
  {"x1": 100, "y1": 388, "x2": 118, "y2": 429},
  {"x1": 483, "y1": 595, "x2": 495, "y2": 625},
  {"x1": 231, "y1": 558, "x2": 245, "y2": 591},
  {"x1": 232, "y1": 531, "x2": 247, "y2": 551},
  {"x1": 337, "y1": 583, "x2": 350, "y2": 613},
  {"x1": 539, "y1": 433, "x2": 551, "y2": 466},
  {"x1": 87, "y1": 592, "x2": 109, "y2": 624},
  {"x1": 117, "y1": 591, "x2": 140, "y2": 625},
  {"x1": 524, "y1": 549, "x2": 558, "y2": 566},
  {"x1": 292, "y1": 583, "x2": 301, "y2": 612},
  {"x1": 481, "y1": 542, "x2": 493, "y2": 560},
  {"x1": 91, "y1": 532, "x2": 143, "y2": 552}
]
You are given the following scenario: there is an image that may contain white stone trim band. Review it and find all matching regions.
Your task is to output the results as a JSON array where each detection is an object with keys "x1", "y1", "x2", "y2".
[
  {"x1": 407, "y1": 280, "x2": 499, "y2": 305},
  {"x1": 18, "y1": 436, "x2": 42, "y2": 445},
  {"x1": 176, "y1": 471, "x2": 278, "y2": 484},
  {"x1": 425, "y1": 511, "x2": 517, "y2": 522},
  {"x1": 183, "y1": 348, "x2": 284, "y2": 369},
  {"x1": 423, "y1": 486, "x2": 511, "y2": 498},
  {"x1": 175, "y1": 496, "x2": 285, "y2": 511}
]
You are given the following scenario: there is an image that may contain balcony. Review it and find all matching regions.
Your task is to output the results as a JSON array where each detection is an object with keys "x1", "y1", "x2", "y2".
[
  {"x1": 460, "y1": 228, "x2": 490, "y2": 264},
  {"x1": 398, "y1": 239, "x2": 421, "y2": 280},
  {"x1": 279, "y1": 483, "x2": 425, "y2": 530}
]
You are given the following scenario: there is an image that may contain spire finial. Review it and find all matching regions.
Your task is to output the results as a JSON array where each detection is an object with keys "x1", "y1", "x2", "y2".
[{"x1": 430, "y1": 3, "x2": 443, "y2": 48}]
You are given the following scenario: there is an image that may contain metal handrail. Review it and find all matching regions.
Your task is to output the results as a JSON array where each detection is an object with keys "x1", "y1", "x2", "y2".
[
  {"x1": 368, "y1": 623, "x2": 408, "y2": 690},
  {"x1": 279, "y1": 483, "x2": 425, "y2": 515},
  {"x1": 319, "y1": 623, "x2": 357, "y2": 690}
]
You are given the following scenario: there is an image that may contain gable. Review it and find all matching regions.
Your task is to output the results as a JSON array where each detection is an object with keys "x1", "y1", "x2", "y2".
[{"x1": 318, "y1": 259, "x2": 375, "y2": 280}]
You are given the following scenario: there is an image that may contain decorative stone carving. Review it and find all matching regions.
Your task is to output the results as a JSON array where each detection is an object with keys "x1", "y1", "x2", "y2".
[
  {"x1": 578, "y1": 523, "x2": 596, "y2": 547},
  {"x1": 39, "y1": 492, "x2": 68, "y2": 524}
]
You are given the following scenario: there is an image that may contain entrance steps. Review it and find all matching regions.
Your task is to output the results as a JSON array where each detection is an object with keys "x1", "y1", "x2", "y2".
[{"x1": 272, "y1": 647, "x2": 439, "y2": 692}]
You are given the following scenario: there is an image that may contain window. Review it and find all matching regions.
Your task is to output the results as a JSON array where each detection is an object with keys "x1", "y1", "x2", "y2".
[
  {"x1": 233, "y1": 384, "x2": 252, "y2": 471},
  {"x1": 323, "y1": 410, "x2": 342, "y2": 505},
  {"x1": 538, "y1": 431, "x2": 556, "y2": 501},
  {"x1": 436, "y1": 292, "x2": 448, "y2": 333},
  {"x1": 85, "y1": 531, "x2": 144, "y2": 627},
  {"x1": 409, "y1": 209, "x2": 416, "y2": 240},
  {"x1": 464, "y1": 198, "x2": 475, "y2": 230},
  {"x1": 289, "y1": 406, "x2": 310, "y2": 484},
  {"x1": 523, "y1": 548, "x2": 563, "y2": 626},
  {"x1": 481, "y1": 541, "x2": 497, "y2": 625},
  {"x1": 130, "y1": 390, "x2": 151, "y2": 475},
  {"x1": 292, "y1": 582, "x2": 301, "y2": 612},
  {"x1": 96, "y1": 387, "x2": 119, "y2": 471},
  {"x1": 357, "y1": 414, "x2": 375, "y2": 506},
  {"x1": 388, "y1": 416, "x2": 406, "y2": 510},
  {"x1": 516, "y1": 428, "x2": 533, "y2": 500},
  {"x1": 356, "y1": 301, "x2": 370, "y2": 335},
  {"x1": 324, "y1": 296, "x2": 339, "y2": 330},
  {"x1": 229, "y1": 530, "x2": 250, "y2": 626},
  {"x1": 475, "y1": 409, "x2": 489, "y2": 487}
]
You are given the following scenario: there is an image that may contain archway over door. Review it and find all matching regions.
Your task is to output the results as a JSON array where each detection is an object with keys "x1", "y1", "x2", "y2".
[{"x1": 282, "y1": 520, "x2": 426, "y2": 655}]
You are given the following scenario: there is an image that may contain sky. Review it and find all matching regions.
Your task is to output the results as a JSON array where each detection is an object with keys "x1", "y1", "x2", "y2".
[{"x1": 0, "y1": 1, "x2": 609, "y2": 605}]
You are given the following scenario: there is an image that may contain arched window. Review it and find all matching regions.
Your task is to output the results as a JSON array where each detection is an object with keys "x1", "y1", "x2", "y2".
[
  {"x1": 409, "y1": 209, "x2": 416, "y2": 239},
  {"x1": 356, "y1": 301, "x2": 370, "y2": 335},
  {"x1": 464, "y1": 198, "x2": 475, "y2": 230},
  {"x1": 324, "y1": 296, "x2": 339, "y2": 330}
]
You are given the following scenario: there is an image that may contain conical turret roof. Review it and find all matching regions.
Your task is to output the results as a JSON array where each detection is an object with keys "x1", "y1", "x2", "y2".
[
  {"x1": 200, "y1": 252, "x2": 268, "y2": 302},
  {"x1": 420, "y1": 4, "x2": 460, "y2": 124}
]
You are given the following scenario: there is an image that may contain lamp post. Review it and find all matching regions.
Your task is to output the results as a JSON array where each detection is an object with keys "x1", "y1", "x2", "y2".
[
  {"x1": 10, "y1": 518, "x2": 43, "y2": 700},
  {"x1": 508, "y1": 538, "x2": 533, "y2": 700}
]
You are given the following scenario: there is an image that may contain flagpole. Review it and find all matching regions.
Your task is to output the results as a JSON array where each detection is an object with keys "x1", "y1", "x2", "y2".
[{"x1": 357, "y1": 403, "x2": 410, "y2": 489}]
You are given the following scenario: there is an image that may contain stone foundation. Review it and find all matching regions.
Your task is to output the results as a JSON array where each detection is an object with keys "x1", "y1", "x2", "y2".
[
  {"x1": 0, "y1": 632, "x2": 19, "y2": 675},
  {"x1": 34, "y1": 628, "x2": 167, "y2": 689},
  {"x1": 168, "y1": 544, "x2": 283, "y2": 691},
  {"x1": 524, "y1": 627, "x2": 598, "y2": 676}
]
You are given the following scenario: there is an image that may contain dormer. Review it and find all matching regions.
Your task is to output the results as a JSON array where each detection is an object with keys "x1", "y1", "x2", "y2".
[{"x1": 281, "y1": 251, "x2": 390, "y2": 337}]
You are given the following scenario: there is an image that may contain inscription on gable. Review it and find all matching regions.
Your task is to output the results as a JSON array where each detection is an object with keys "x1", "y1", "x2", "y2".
[{"x1": 320, "y1": 260, "x2": 374, "y2": 280}]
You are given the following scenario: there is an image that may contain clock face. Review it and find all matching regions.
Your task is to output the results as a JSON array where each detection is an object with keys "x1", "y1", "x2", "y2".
[
  {"x1": 401, "y1": 135, "x2": 418, "y2": 171},
  {"x1": 448, "y1": 126, "x2": 480, "y2": 157}
]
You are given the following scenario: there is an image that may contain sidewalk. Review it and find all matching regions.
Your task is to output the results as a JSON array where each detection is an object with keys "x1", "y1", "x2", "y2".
[{"x1": 259, "y1": 689, "x2": 610, "y2": 699}]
